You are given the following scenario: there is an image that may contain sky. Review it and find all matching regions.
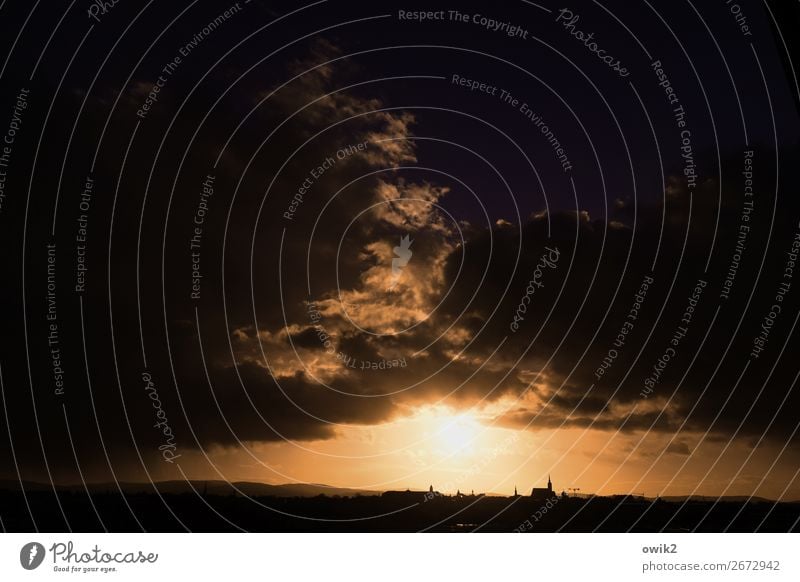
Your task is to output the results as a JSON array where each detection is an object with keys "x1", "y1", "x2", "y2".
[{"x1": 0, "y1": 0, "x2": 799, "y2": 500}]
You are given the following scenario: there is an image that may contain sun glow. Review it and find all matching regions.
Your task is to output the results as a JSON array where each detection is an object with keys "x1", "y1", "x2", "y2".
[{"x1": 435, "y1": 413, "x2": 482, "y2": 457}]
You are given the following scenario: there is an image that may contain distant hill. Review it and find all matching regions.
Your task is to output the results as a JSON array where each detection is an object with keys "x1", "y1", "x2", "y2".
[
  {"x1": 658, "y1": 495, "x2": 781, "y2": 503},
  {"x1": 0, "y1": 480, "x2": 382, "y2": 498}
]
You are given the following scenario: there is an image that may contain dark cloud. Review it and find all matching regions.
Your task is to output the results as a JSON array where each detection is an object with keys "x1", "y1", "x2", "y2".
[{"x1": 666, "y1": 441, "x2": 692, "y2": 455}]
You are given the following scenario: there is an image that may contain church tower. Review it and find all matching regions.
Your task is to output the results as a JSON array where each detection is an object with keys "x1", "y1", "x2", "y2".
[{"x1": 531, "y1": 476, "x2": 555, "y2": 500}]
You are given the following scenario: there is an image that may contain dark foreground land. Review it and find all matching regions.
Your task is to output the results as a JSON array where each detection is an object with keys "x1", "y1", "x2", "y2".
[{"x1": 1, "y1": 488, "x2": 798, "y2": 532}]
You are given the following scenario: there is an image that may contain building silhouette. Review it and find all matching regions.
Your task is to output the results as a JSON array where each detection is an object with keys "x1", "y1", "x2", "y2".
[{"x1": 531, "y1": 475, "x2": 557, "y2": 500}]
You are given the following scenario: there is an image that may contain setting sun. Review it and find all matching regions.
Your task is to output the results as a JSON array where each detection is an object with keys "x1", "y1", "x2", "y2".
[{"x1": 434, "y1": 413, "x2": 482, "y2": 457}]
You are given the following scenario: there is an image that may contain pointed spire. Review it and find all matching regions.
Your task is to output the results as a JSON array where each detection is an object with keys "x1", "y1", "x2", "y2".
[{"x1": 548, "y1": 474, "x2": 552, "y2": 490}]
